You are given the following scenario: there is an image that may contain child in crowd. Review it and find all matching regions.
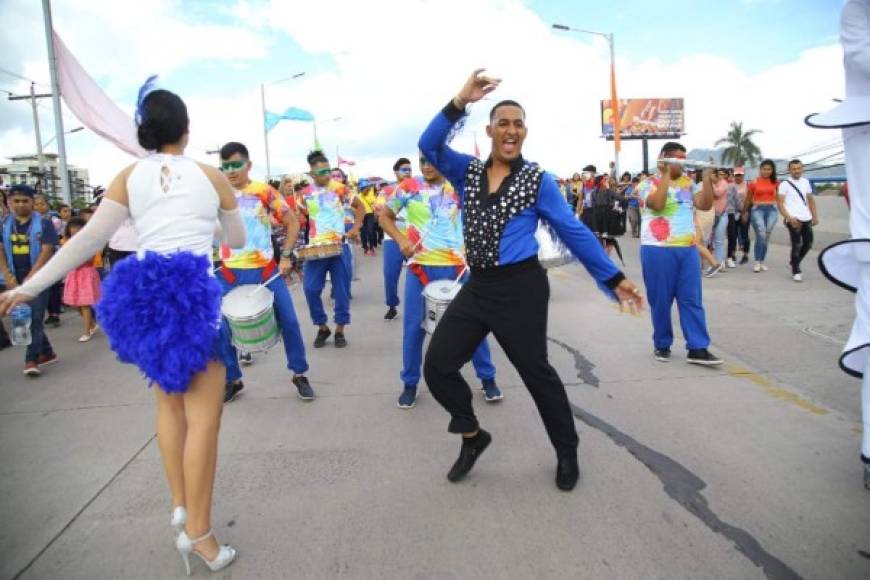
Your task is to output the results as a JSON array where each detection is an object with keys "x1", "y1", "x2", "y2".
[{"x1": 62, "y1": 217, "x2": 101, "y2": 342}]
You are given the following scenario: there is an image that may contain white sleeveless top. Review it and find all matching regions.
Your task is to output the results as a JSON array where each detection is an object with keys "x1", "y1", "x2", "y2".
[{"x1": 127, "y1": 154, "x2": 218, "y2": 258}]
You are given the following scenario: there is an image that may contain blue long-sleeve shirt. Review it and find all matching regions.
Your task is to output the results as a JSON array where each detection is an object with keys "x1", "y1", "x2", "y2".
[{"x1": 419, "y1": 101, "x2": 624, "y2": 293}]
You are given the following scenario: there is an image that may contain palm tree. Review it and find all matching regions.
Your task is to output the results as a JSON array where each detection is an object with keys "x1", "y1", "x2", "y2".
[{"x1": 715, "y1": 122, "x2": 762, "y2": 166}]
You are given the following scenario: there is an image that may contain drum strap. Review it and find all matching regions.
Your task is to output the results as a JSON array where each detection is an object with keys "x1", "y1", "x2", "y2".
[
  {"x1": 261, "y1": 260, "x2": 278, "y2": 281},
  {"x1": 409, "y1": 263, "x2": 464, "y2": 287},
  {"x1": 218, "y1": 259, "x2": 278, "y2": 285},
  {"x1": 409, "y1": 263, "x2": 430, "y2": 286}
]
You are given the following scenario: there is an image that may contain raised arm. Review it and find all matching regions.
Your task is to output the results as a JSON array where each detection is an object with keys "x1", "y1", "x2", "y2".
[{"x1": 419, "y1": 70, "x2": 500, "y2": 190}]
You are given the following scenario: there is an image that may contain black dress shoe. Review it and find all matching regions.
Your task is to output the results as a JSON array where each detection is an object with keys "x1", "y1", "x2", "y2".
[
  {"x1": 555, "y1": 455, "x2": 579, "y2": 491},
  {"x1": 447, "y1": 429, "x2": 491, "y2": 482}
]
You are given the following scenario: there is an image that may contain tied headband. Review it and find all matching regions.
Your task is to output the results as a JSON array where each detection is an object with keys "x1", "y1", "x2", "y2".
[{"x1": 135, "y1": 74, "x2": 159, "y2": 125}]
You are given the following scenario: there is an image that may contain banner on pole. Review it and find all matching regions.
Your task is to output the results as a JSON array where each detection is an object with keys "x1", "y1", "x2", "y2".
[{"x1": 53, "y1": 31, "x2": 147, "y2": 157}]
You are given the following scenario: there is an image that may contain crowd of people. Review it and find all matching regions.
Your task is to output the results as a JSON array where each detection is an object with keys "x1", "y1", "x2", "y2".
[
  {"x1": 555, "y1": 156, "x2": 820, "y2": 282},
  {"x1": 0, "y1": 68, "x2": 842, "y2": 576}
]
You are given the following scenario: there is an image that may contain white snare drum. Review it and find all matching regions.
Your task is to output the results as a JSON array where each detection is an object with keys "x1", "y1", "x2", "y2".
[
  {"x1": 221, "y1": 285, "x2": 280, "y2": 352},
  {"x1": 296, "y1": 242, "x2": 343, "y2": 261},
  {"x1": 422, "y1": 279, "x2": 461, "y2": 334}
]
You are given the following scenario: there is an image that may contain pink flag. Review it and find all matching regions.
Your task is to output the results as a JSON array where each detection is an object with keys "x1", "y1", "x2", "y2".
[
  {"x1": 338, "y1": 155, "x2": 356, "y2": 166},
  {"x1": 53, "y1": 31, "x2": 147, "y2": 158}
]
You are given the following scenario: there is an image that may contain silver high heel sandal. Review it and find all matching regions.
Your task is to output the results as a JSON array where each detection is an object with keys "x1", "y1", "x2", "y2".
[
  {"x1": 170, "y1": 507, "x2": 187, "y2": 534},
  {"x1": 176, "y1": 529, "x2": 237, "y2": 576}
]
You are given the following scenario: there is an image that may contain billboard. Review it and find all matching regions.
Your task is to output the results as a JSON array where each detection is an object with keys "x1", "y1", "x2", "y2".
[{"x1": 601, "y1": 98, "x2": 685, "y2": 140}]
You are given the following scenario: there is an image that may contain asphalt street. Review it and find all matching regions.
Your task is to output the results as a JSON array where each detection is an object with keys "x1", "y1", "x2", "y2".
[{"x1": 1, "y1": 233, "x2": 868, "y2": 580}]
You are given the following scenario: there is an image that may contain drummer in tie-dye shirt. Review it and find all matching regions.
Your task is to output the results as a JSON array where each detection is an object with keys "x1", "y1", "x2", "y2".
[
  {"x1": 217, "y1": 141, "x2": 312, "y2": 401},
  {"x1": 377, "y1": 153, "x2": 499, "y2": 410},
  {"x1": 301, "y1": 150, "x2": 363, "y2": 349}
]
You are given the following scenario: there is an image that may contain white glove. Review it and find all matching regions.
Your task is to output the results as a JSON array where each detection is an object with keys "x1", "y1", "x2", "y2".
[{"x1": 13, "y1": 198, "x2": 129, "y2": 299}]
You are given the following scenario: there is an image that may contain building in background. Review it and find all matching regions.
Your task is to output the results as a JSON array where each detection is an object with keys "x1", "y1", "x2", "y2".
[{"x1": 0, "y1": 153, "x2": 92, "y2": 205}]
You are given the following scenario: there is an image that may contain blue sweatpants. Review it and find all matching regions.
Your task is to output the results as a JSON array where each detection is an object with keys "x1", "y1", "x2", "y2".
[
  {"x1": 304, "y1": 253, "x2": 351, "y2": 326},
  {"x1": 402, "y1": 265, "x2": 496, "y2": 387},
  {"x1": 341, "y1": 243, "x2": 353, "y2": 295},
  {"x1": 640, "y1": 245, "x2": 711, "y2": 351},
  {"x1": 219, "y1": 266, "x2": 309, "y2": 383},
  {"x1": 383, "y1": 239, "x2": 403, "y2": 308}
]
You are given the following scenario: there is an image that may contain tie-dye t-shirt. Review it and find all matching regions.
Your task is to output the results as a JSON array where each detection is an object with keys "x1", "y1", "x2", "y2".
[
  {"x1": 220, "y1": 180, "x2": 289, "y2": 269},
  {"x1": 383, "y1": 178, "x2": 464, "y2": 266},
  {"x1": 637, "y1": 174, "x2": 698, "y2": 247},
  {"x1": 304, "y1": 180, "x2": 348, "y2": 244},
  {"x1": 376, "y1": 185, "x2": 407, "y2": 238}
]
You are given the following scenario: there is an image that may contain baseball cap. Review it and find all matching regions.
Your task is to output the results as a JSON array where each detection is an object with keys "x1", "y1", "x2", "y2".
[
  {"x1": 734, "y1": 166, "x2": 745, "y2": 175},
  {"x1": 9, "y1": 184, "x2": 35, "y2": 198}
]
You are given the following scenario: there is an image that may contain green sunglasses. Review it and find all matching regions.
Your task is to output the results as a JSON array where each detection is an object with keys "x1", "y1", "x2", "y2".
[
  {"x1": 313, "y1": 168, "x2": 332, "y2": 177},
  {"x1": 220, "y1": 160, "x2": 246, "y2": 172}
]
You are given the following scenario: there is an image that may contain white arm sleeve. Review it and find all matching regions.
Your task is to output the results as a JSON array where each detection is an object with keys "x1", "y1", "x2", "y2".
[
  {"x1": 218, "y1": 207, "x2": 246, "y2": 249},
  {"x1": 14, "y1": 198, "x2": 129, "y2": 298}
]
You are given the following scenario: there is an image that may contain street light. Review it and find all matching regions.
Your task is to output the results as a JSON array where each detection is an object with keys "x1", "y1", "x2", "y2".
[
  {"x1": 552, "y1": 23, "x2": 621, "y2": 177},
  {"x1": 261, "y1": 71, "x2": 306, "y2": 180},
  {"x1": 42, "y1": 125, "x2": 83, "y2": 149}
]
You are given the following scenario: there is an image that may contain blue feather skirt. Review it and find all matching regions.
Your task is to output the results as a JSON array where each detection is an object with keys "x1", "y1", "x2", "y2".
[{"x1": 95, "y1": 251, "x2": 233, "y2": 394}]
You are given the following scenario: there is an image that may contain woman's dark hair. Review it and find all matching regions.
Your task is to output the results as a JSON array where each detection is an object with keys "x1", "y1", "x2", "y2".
[
  {"x1": 759, "y1": 159, "x2": 778, "y2": 184},
  {"x1": 621, "y1": 171, "x2": 631, "y2": 182},
  {"x1": 65, "y1": 216, "x2": 87, "y2": 238},
  {"x1": 137, "y1": 89, "x2": 189, "y2": 151}
]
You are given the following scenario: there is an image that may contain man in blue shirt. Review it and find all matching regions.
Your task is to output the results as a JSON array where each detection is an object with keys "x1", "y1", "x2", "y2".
[
  {"x1": 419, "y1": 69, "x2": 643, "y2": 491},
  {"x1": 0, "y1": 185, "x2": 59, "y2": 376}
]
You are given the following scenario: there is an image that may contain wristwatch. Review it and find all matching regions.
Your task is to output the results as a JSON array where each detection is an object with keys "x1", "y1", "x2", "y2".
[{"x1": 280, "y1": 248, "x2": 295, "y2": 259}]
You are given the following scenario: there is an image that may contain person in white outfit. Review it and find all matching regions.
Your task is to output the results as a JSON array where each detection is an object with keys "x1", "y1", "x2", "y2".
[
  {"x1": 808, "y1": 0, "x2": 870, "y2": 491},
  {"x1": 0, "y1": 83, "x2": 246, "y2": 573}
]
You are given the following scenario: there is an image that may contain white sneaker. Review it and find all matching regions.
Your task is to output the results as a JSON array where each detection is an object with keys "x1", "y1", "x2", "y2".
[
  {"x1": 793, "y1": 273, "x2": 803, "y2": 282},
  {"x1": 753, "y1": 263, "x2": 762, "y2": 273},
  {"x1": 760, "y1": 263, "x2": 769, "y2": 271},
  {"x1": 726, "y1": 258, "x2": 736, "y2": 268}
]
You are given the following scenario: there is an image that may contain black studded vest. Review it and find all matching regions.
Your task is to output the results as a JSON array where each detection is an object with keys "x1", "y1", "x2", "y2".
[{"x1": 462, "y1": 159, "x2": 544, "y2": 269}]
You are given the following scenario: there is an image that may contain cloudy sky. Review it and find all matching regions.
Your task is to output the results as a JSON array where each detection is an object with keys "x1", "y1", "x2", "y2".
[{"x1": 0, "y1": 0, "x2": 845, "y2": 187}]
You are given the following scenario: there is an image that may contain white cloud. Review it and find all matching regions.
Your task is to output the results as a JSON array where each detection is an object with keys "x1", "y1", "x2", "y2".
[{"x1": 0, "y1": 0, "x2": 846, "y2": 188}]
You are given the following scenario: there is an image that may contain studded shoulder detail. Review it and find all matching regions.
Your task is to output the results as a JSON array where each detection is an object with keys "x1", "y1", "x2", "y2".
[{"x1": 462, "y1": 162, "x2": 543, "y2": 269}]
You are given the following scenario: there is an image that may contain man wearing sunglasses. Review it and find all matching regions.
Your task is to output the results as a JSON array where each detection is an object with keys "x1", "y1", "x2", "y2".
[
  {"x1": 217, "y1": 142, "x2": 314, "y2": 401},
  {"x1": 302, "y1": 150, "x2": 364, "y2": 348},
  {"x1": 378, "y1": 154, "x2": 501, "y2": 410},
  {"x1": 418, "y1": 70, "x2": 642, "y2": 491},
  {"x1": 378, "y1": 157, "x2": 413, "y2": 321}
]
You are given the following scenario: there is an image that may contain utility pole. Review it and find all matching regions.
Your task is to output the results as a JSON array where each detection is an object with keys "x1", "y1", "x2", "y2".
[
  {"x1": 8, "y1": 85, "x2": 52, "y2": 193},
  {"x1": 42, "y1": 0, "x2": 72, "y2": 205}
]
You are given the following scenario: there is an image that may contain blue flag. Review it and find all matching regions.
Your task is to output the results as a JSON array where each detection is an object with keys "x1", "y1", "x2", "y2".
[{"x1": 265, "y1": 107, "x2": 315, "y2": 132}]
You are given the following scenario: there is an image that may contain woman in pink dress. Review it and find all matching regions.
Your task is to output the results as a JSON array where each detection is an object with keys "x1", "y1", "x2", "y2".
[{"x1": 62, "y1": 217, "x2": 101, "y2": 342}]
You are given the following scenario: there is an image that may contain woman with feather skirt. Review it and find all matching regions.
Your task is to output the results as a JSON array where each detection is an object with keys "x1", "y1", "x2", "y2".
[{"x1": 0, "y1": 81, "x2": 246, "y2": 575}]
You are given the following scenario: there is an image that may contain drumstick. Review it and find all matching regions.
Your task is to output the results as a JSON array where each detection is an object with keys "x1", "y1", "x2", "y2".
[{"x1": 250, "y1": 272, "x2": 283, "y2": 296}]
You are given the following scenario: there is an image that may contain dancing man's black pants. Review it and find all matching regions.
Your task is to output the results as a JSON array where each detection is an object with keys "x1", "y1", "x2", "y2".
[{"x1": 423, "y1": 257, "x2": 579, "y2": 458}]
